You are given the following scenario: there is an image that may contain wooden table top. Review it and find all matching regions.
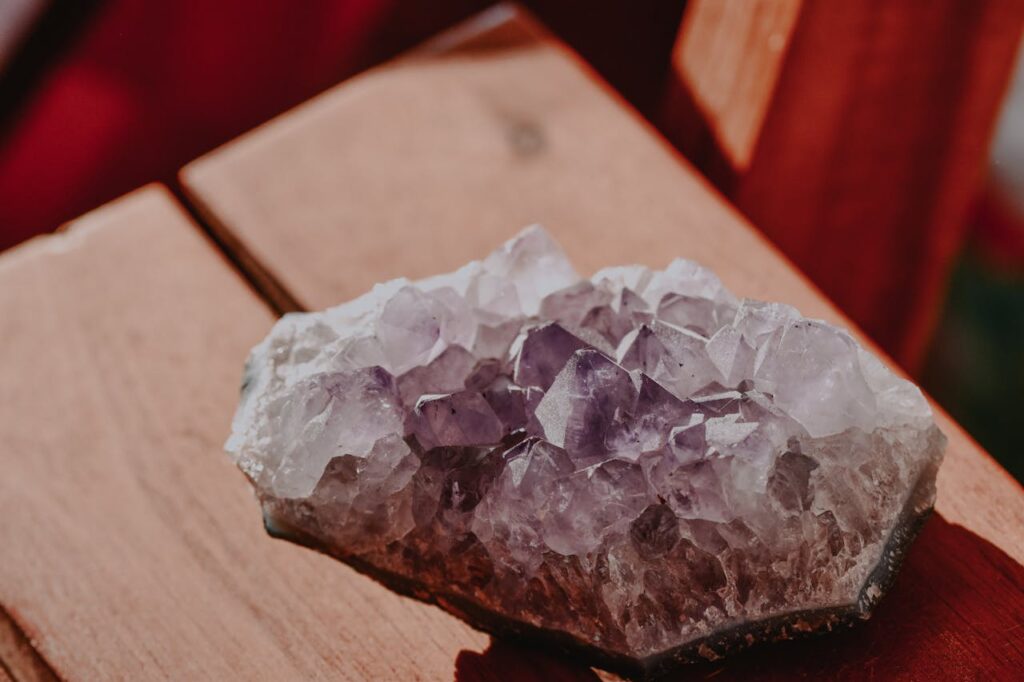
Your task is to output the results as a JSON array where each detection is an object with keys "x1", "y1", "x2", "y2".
[{"x1": 2, "y1": 5, "x2": 1022, "y2": 681}]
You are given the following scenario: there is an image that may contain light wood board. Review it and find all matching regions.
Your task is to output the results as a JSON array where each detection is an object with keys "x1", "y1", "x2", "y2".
[
  {"x1": 181, "y1": 6, "x2": 1024, "y2": 563},
  {"x1": 0, "y1": 186, "x2": 532, "y2": 680},
  {"x1": 178, "y1": 8, "x2": 1024, "y2": 677}
]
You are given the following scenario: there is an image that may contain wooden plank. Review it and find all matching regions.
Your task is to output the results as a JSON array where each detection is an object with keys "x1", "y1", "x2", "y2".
[
  {"x1": 177, "y1": 8, "x2": 1024, "y2": 678},
  {"x1": 181, "y1": 4, "x2": 1023, "y2": 559},
  {"x1": 179, "y1": 6, "x2": 1024, "y2": 676},
  {"x1": 0, "y1": 186, "x2": 554, "y2": 680},
  {"x1": 665, "y1": 0, "x2": 1024, "y2": 370}
]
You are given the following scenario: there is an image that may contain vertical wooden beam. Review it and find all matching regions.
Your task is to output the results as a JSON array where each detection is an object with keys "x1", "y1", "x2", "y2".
[
  {"x1": 666, "y1": 0, "x2": 1024, "y2": 370},
  {"x1": 671, "y1": 0, "x2": 802, "y2": 175}
]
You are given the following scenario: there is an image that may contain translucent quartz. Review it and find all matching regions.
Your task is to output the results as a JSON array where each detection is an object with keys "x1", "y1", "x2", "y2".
[{"x1": 227, "y1": 226, "x2": 944, "y2": 677}]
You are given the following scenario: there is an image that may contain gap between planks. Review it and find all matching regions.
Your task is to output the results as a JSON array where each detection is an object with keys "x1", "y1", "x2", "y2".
[
  {"x1": 0, "y1": 606, "x2": 60, "y2": 682},
  {"x1": 168, "y1": 182, "x2": 303, "y2": 317}
]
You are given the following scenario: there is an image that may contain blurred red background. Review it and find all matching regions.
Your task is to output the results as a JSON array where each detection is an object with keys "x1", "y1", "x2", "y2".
[
  {"x1": 0, "y1": 0, "x2": 684, "y2": 252},
  {"x1": 1, "y1": 1, "x2": 1022, "y2": 480}
]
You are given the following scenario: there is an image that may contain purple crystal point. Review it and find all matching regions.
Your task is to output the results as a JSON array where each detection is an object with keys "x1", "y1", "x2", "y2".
[
  {"x1": 535, "y1": 348, "x2": 639, "y2": 460},
  {"x1": 396, "y1": 344, "x2": 475, "y2": 405},
  {"x1": 512, "y1": 322, "x2": 590, "y2": 390},
  {"x1": 411, "y1": 390, "x2": 505, "y2": 450},
  {"x1": 228, "y1": 226, "x2": 946, "y2": 679},
  {"x1": 614, "y1": 373, "x2": 696, "y2": 456}
]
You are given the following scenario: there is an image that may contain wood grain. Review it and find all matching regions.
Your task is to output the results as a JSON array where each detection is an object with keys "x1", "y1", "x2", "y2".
[
  {"x1": 665, "y1": 0, "x2": 1024, "y2": 370},
  {"x1": 0, "y1": 186, "x2": 526, "y2": 680}
]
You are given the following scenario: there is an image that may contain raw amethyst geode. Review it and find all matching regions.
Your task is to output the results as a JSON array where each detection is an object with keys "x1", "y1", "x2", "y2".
[{"x1": 227, "y1": 226, "x2": 945, "y2": 678}]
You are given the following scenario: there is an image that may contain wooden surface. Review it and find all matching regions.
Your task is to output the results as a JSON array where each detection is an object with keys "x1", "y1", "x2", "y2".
[
  {"x1": 181, "y1": 4, "x2": 1024, "y2": 563},
  {"x1": 2, "y1": 5, "x2": 1022, "y2": 681},
  {"x1": 665, "y1": 0, "x2": 1024, "y2": 370},
  {"x1": 0, "y1": 186, "x2": 514, "y2": 680},
  {"x1": 179, "y1": 6, "x2": 1024, "y2": 679}
]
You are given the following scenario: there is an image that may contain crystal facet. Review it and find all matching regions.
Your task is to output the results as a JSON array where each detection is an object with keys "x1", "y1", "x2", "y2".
[{"x1": 227, "y1": 226, "x2": 945, "y2": 678}]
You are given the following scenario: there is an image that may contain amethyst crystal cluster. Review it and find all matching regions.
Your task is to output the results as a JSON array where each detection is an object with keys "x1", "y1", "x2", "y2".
[{"x1": 227, "y1": 227, "x2": 944, "y2": 677}]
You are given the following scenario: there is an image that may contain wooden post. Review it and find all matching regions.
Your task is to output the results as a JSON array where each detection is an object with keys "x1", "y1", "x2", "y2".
[{"x1": 665, "y1": 0, "x2": 1024, "y2": 371}]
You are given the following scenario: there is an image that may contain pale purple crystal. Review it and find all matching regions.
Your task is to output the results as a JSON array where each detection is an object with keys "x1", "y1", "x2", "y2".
[
  {"x1": 227, "y1": 225, "x2": 945, "y2": 678},
  {"x1": 411, "y1": 390, "x2": 505, "y2": 449},
  {"x1": 513, "y1": 322, "x2": 589, "y2": 390}
]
